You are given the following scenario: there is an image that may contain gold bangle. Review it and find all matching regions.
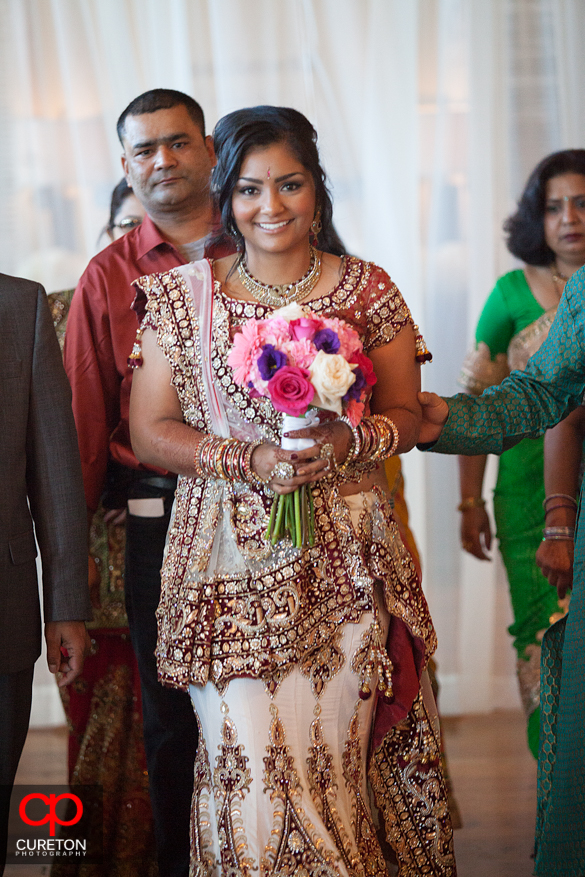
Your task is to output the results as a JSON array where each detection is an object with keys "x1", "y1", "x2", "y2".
[{"x1": 458, "y1": 496, "x2": 485, "y2": 512}]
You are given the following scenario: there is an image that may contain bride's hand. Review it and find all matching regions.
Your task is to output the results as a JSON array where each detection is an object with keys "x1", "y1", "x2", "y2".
[
  {"x1": 418, "y1": 391, "x2": 449, "y2": 444},
  {"x1": 251, "y1": 442, "x2": 331, "y2": 495},
  {"x1": 282, "y1": 419, "x2": 354, "y2": 467}
]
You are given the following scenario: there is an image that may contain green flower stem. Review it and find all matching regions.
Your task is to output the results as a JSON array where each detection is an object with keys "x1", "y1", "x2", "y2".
[
  {"x1": 266, "y1": 485, "x2": 315, "y2": 548},
  {"x1": 294, "y1": 488, "x2": 302, "y2": 548},
  {"x1": 272, "y1": 494, "x2": 286, "y2": 544},
  {"x1": 266, "y1": 496, "x2": 278, "y2": 539}
]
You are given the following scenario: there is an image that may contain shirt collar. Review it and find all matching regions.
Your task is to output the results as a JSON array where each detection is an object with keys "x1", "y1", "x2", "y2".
[{"x1": 134, "y1": 213, "x2": 179, "y2": 261}]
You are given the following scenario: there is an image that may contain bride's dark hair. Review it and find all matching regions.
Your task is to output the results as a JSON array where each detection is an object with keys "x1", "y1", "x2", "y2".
[{"x1": 211, "y1": 106, "x2": 345, "y2": 256}]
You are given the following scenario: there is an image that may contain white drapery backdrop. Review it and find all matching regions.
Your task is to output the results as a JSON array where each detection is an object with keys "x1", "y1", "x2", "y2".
[{"x1": 1, "y1": 0, "x2": 584, "y2": 723}]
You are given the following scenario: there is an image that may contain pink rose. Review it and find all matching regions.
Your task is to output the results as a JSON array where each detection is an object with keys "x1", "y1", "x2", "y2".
[
  {"x1": 289, "y1": 317, "x2": 323, "y2": 342},
  {"x1": 350, "y1": 352, "x2": 377, "y2": 386},
  {"x1": 267, "y1": 366, "x2": 315, "y2": 416}
]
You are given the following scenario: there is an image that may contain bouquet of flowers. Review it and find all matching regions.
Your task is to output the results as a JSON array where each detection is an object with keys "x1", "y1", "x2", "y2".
[{"x1": 228, "y1": 302, "x2": 376, "y2": 547}]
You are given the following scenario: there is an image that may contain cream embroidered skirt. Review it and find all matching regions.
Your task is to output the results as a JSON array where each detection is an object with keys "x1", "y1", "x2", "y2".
[{"x1": 189, "y1": 608, "x2": 391, "y2": 877}]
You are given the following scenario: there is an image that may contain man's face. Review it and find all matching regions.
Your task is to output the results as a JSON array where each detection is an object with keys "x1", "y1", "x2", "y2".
[{"x1": 121, "y1": 105, "x2": 215, "y2": 214}]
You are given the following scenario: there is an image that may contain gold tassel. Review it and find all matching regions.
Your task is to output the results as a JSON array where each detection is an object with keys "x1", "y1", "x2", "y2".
[{"x1": 414, "y1": 324, "x2": 432, "y2": 363}]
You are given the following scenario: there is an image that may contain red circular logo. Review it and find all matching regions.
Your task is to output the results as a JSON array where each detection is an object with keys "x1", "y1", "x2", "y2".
[{"x1": 19, "y1": 793, "x2": 83, "y2": 837}]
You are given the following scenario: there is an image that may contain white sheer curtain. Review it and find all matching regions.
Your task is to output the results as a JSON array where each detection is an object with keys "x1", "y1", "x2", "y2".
[{"x1": 1, "y1": 0, "x2": 584, "y2": 723}]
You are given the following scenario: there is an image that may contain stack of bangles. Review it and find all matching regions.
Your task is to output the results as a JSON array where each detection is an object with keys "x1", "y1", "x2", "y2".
[
  {"x1": 193, "y1": 435, "x2": 265, "y2": 484},
  {"x1": 542, "y1": 492, "x2": 577, "y2": 541},
  {"x1": 337, "y1": 413, "x2": 399, "y2": 467}
]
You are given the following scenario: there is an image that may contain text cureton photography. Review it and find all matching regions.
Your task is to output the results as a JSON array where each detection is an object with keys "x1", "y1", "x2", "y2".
[{"x1": 4, "y1": 786, "x2": 103, "y2": 865}]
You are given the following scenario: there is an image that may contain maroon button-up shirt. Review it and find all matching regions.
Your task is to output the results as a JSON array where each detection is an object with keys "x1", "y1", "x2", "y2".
[{"x1": 64, "y1": 214, "x2": 233, "y2": 512}]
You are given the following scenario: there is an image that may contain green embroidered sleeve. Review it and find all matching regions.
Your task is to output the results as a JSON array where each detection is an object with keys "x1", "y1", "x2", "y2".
[{"x1": 433, "y1": 268, "x2": 585, "y2": 456}]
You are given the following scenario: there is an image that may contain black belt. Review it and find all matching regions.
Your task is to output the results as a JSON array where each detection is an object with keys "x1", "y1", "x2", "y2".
[{"x1": 132, "y1": 475, "x2": 177, "y2": 491}]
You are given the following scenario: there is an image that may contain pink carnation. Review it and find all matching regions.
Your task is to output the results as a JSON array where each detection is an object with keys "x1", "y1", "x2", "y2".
[
  {"x1": 267, "y1": 366, "x2": 315, "y2": 416},
  {"x1": 258, "y1": 317, "x2": 291, "y2": 347},
  {"x1": 227, "y1": 319, "x2": 264, "y2": 386},
  {"x1": 282, "y1": 338, "x2": 318, "y2": 370}
]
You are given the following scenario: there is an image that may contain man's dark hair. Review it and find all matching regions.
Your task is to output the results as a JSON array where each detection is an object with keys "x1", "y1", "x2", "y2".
[
  {"x1": 211, "y1": 105, "x2": 346, "y2": 256},
  {"x1": 505, "y1": 149, "x2": 585, "y2": 265},
  {"x1": 117, "y1": 88, "x2": 206, "y2": 144}
]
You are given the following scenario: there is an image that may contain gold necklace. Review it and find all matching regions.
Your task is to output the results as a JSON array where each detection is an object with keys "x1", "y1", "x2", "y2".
[
  {"x1": 551, "y1": 263, "x2": 569, "y2": 285},
  {"x1": 237, "y1": 245, "x2": 322, "y2": 307}
]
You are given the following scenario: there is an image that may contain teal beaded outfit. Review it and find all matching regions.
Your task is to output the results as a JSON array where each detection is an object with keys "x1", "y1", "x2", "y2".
[{"x1": 431, "y1": 265, "x2": 585, "y2": 876}]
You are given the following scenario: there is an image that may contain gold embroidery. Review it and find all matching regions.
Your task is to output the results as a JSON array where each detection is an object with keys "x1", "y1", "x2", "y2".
[
  {"x1": 368, "y1": 691, "x2": 456, "y2": 876},
  {"x1": 299, "y1": 631, "x2": 346, "y2": 698},
  {"x1": 212, "y1": 703, "x2": 254, "y2": 875},
  {"x1": 261, "y1": 705, "x2": 341, "y2": 876},
  {"x1": 341, "y1": 708, "x2": 388, "y2": 876},
  {"x1": 190, "y1": 713, "x2": 215, "y2": 876},
  {"x1": 507, "y1": 308, "x2": 557, "y2": 372},
  {"x1": 307, "y1": 705, "x2": 364, "y2": 874},
  {"x1": 138, "y1": 263, "x2": 436, "y2": 696},
  {"x1": 458, "y1": 341, "x2": 509, "y2": 395}
]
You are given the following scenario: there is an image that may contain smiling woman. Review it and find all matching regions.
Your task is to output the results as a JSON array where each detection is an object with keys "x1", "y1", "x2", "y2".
[{"x1": 128, "y1": 105, "x2": 454, "y2": 876}]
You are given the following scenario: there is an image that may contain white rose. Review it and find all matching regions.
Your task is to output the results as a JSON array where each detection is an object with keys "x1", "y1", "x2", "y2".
[
  {"x1": 309, "y1": 350, "x2": 356, "y2": 414},
  {"x1": 272, "y1": 302, "x2": 307, "y2": 321}
]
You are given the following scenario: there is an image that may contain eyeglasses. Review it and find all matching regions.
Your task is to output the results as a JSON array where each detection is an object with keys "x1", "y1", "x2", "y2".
[{"x1": 114, "y1": 217, "x2": 143, "y2": 230}]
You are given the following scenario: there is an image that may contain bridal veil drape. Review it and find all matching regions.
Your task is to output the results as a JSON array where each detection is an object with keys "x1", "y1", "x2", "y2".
[{"x1": 1, "y1": 0, "x2": 584, "y2": 721}]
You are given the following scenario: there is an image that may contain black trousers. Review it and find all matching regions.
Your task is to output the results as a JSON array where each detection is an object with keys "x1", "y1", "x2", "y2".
[
  {"x1": 124, "y1": 483, "x2": 198, "y2": 877},
  {"x1": 0, "y1": 665, "x2": 34, "y2": 876}
]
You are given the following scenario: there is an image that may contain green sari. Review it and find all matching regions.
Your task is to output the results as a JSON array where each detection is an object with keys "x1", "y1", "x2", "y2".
[{"x1": 460, "y1": 269, "x2": 564, "y2": 757}]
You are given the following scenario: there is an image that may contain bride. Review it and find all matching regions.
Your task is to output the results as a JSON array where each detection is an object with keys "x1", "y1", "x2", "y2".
[{"x1": 129, "y1": 105, "x2": 455, "y2": 877}]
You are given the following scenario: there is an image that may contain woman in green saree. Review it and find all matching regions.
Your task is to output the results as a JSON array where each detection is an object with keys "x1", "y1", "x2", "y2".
[{"x1": 457, "y1": 150, "x2": 585, "y2": 757}]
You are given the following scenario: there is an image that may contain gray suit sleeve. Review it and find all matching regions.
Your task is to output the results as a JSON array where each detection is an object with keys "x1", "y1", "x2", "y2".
[{"x1": 25, "y1": 286, "x2": 92, "y2": 622}]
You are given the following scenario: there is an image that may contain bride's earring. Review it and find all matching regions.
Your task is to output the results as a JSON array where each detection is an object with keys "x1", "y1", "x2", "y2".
[{"x1": 311, "y1": 210, "x2": 322, "y2": 243}]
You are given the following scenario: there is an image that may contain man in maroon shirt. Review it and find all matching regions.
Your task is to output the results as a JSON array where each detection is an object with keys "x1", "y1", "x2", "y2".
[{"x1": 64, "y1": 89, "x2": 232, "y2": 877}]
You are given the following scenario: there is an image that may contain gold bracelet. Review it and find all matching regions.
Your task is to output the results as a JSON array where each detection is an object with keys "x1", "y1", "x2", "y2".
[{"x1": 458, "y1": 496, "x2": 486, "y2": 512}]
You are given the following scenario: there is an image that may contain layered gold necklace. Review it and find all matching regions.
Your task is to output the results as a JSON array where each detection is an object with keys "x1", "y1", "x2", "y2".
[{"x1": 237, "y1": 245, "x2": 322, "y2": 307}]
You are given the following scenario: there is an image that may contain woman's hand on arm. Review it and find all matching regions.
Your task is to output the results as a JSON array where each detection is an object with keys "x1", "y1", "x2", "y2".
[{"x1": 458, "y1": 454, "x2": 492, "y2": 560}]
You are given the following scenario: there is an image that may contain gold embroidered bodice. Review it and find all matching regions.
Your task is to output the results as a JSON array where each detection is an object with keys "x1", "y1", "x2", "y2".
[{"x1": 135, "y1": 257, "x2": 436, "y2": 695}]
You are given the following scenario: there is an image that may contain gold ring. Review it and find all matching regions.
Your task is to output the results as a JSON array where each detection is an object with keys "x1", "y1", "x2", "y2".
[
  {"x1": 271, "y1": 461, "x2": 295, "y2": 480},
  {"x1": 319, "y1": 442, "x2": 336, "y2": 471}
]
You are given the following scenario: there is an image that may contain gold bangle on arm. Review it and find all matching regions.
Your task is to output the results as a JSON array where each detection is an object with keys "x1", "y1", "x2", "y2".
[
  {"x1": 192, "y1": 435, "x2": 265, "y2": 485},
  {"x1": 337, "y1": 416, "x2": 361, "y2": 468},
  {"x1": 457, "y1": 496, "x2": 486, "y2": 512}
]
